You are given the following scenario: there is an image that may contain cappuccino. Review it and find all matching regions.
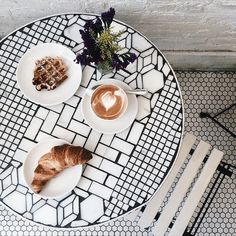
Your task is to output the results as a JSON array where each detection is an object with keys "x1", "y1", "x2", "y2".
[{"x1": 91, "y1": 84, "x2": 127, "y2": 120}]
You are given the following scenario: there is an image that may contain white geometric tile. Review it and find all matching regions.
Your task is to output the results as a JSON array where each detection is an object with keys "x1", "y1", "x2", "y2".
[
  {"x1": 58, "y1": 195, "x2": 79, "y2": 226},
  {"x1": 118, "y1": 154, "x2": 130, "y2": 167},
  {"x1": 141, "y1": 64, "x2": 155, "y2": 74},
  {"x1": 127, "y1": 122, "x2": 144, "y2": 144},
  {"x1": 48, "y1": 103, "x2": 64, "y2": 113},
  {"x1": 105, "y1": 176, "x2": 118, "y2": 189},
  {"x1": 95, "y1": 143, "x2": 109, "y2": 157},
  {"x1": 104, "y1": 147, "x2": 119, "y2": 162},
  {"x1": 65, "y1": 95, "x2": 81, "y2": 107},
  {"x1": 13, "y1": 149, "x2": 27, "y2": 163},
  {"x1": 71, "y1": 220, "x2": 88, "y2": 227},
  {"x1": 18, "y1": 138, "x2": 36, "y2": 152},
  {"x1": 83, "y1": 165, "x2": 107, "y2": 183},
  {"x1": 64, "y1": 23, "x2": 83, "y2": 44},
  {"x1": 77, "y1": 177, "x2": 92, "y2": 191},
  {"x1": 68, "y1": 15, "x2": 79, "y2": 26},
  {"x1": 100, "y1": 159, "x2": 123, "y2": 178},
  {"x1": 111, "y1": 138, "x2": 134, "y2": 155},
  {"x1": 35, "y1": 131, "x2": 54, "y2": 142},
  {"x1": 72, "y1": 134, "x2": 87, "y2": 146},
  {"x1": 136, "y1": 96, "x2": 151, "y2": 121},
  {"x1": 75, "y1": 86, "x2": 87, "y2": 99},
  {"x1": 89, "y1": 182, "x2": 113, "y2": 200},
  {"x1": 58, "y1": 105, "x2": 75, "y2": 127},
  {"x1": 143, "y1": 69, "x2": 164, "y2": 93},
  {"x1": 41, "y1": 111, "x2": 59, "y2": 133},
  {"x1": 132, "y1": 33, "x2": 152, "y2": 51},
  {"x1": 60, "y1": 214, "x2": 77, "y2": 227},
  {"x1": 158, "y1": 55, "x2": 163, "y2": 70},
  {"x1": 3, "y1": 191, "x2": 26, "y2": 214},
  {"x1": 81, "y1": 66, "x2": 95, "y2": 87},
  {"x1": 124, "y1": 72, "x2": 138, "y2": 84},
  {"x1": 110, "y1": 22, "x2": 127, "y2": 34},
  {"x1": 52, "y1": 126, "x2": 75, "y2": 143},
  {"x1": 84, "y1": 130, "x2": 102, "y2": 152},
  {"x1": 80, "y1": 195, "x2": 104, "y2": 223},
  {"x1": 100, "y1": 134, "x2": 114, "y2": 146},
  {"x1": 87, "y1": 154, "x2": 103, "y2": 167},
  {"x1": 68, "y1": 120, "x2": 91, "y2": 137},
  {"x1": 116, "y1": 127, "x2": 131, "y2": 140},
  {"x1": 34, "y1": 204, "x2": 57, "y2": 226},
  {"x1": 73, "y1": 188, "x2": 89, "y2": 198},
  {"x1": 162, "y1": 63, "x2": 170, "y2": 76},
  {"x1": 35, "y1": 107, "x2": 49, "y2": 119}
]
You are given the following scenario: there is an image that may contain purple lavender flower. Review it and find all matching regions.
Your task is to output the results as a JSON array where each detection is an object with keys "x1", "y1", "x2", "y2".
[
  {"x1": 111, "y1": 52, "x2": 137, "y2": 70},
  {"x1": 112, "y1": 54, "x2": 121, "y2": 70},
  {"x1": 129, "y1": 53, "x2": 137, "y2": 63},
  {"x1": 101, "y1": 7, "x2": 115, "y2": 29},
  {"x1": 84, "y1": 20, "x2": 93, "y2": 30},
  {"x1": 76, "y1": 8, "x2": 137, "y2": 71},
  {"x1": 79, "y1": 30, "x2": 95, "y2": 50},
  {"x1": 76, "y1": 52, "x2": 89, "y2": 65},
  {"x1": 92, "y1": 17, "x2": 103, "y2": 35}
]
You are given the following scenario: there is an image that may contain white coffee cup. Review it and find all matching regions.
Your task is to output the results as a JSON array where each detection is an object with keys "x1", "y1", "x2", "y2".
[{"x1": 88, "y1": 84, "x2": 128, "y2": 120}]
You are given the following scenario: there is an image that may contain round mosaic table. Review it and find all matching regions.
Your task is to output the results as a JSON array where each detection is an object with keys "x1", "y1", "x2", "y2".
[{"x1": 0, "y1": 14, "x2": 183, "y2": 228}]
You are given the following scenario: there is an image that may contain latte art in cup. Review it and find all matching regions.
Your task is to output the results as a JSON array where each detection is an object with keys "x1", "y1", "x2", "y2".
[{"x1": 91, "y1": 84, "x2": 128, "y2": 120}]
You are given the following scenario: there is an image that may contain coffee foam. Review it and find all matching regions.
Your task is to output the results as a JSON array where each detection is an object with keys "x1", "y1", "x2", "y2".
[
  {"x1": 101, "y1": 91, "x2": 117, "y2": 111},
  {"x1": 114, "y1": 90, "x2": 123, "y2": 97},
  {"x1": 91, "y1": 85, "x2": 127, "y2": 120}
]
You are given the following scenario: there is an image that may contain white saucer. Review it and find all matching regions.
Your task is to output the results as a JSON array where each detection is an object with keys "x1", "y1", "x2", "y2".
[
  {"x1": 81, "y1": 79, "x2": 138, "y2": 134},
  {"x1": 23, "y1": 138, "x2": 82, "y2": 199},
  {"x1": 16, "y1": 43, "x2": 82, "y2": 106}
]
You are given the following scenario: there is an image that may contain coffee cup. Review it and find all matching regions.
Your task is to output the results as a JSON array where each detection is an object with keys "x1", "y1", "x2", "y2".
[{"x1": 88, "y1": 84, "x2": 128, "y2": 120}]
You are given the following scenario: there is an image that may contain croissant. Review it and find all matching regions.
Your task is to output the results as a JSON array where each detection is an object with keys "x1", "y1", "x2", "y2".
[{"x1": 31, "y1": 144, "x2": 92, "y2": 193}]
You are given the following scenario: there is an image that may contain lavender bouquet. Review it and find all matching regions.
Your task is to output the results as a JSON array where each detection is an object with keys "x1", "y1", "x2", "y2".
[{"x1": 76, "y1": 8, "x2": 137, "y2": 73}]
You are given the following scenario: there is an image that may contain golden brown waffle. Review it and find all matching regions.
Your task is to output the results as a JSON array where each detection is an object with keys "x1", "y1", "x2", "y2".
[{"x1": 32, "y1": 57, "x2": 68, "y2": 91}]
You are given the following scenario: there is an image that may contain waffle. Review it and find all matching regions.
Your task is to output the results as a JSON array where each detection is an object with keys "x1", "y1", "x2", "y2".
[{"x1": 32, "y1": 57, "x2": 68, "y2": 91}]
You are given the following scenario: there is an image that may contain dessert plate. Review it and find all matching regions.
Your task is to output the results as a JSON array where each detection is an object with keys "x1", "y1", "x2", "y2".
[
  {"x1": 23, "y1": 138, "x2": 83, "y2": 199},
  {"x1": 16, "y1": 43, "x2": 82, "y2": 106},
  {"x1": 81, "y1": 79, "x2": 138, "y2": 134}
]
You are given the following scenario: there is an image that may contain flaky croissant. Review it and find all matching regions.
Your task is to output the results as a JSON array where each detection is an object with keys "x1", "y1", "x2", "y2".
[{"x1": 31, "y1": 144, "x2": 92, "y2": 193}]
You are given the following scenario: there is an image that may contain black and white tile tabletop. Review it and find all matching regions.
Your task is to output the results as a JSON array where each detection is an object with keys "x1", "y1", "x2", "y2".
[
  {"x1": 0, "y1": 71, "x2": 235, "y2": 236},
  {"x1": 0, "y1": 14, "x2": 183, "y2": 228}
]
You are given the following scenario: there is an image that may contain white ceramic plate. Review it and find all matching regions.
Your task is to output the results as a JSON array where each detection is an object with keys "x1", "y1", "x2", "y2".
[
  {"x1": 16, "y1": 43, "x2": 82, "y2": 106},
  {"x1": 23, "y1": 139, "x2": 82, "y2": 199},
  {"x1": 81, "y1": 79, "x2": 138, "y2": 134}
]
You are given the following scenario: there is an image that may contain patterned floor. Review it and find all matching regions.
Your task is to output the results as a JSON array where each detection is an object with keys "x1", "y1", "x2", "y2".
[{"x1": 0, "y1": 71, "x2": 235, "y2": 235}]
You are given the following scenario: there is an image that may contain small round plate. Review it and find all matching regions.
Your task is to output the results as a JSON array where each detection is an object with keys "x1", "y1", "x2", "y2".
[
  {"x1": 23, "y1": 138, "x2": 82, "y2": 199},
  {"x1": 81, "y1": 79, "x2": 138, "y2": 134},
  {"x1": 16, "y1": 43, "x2": 82, "y2": 106}
]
